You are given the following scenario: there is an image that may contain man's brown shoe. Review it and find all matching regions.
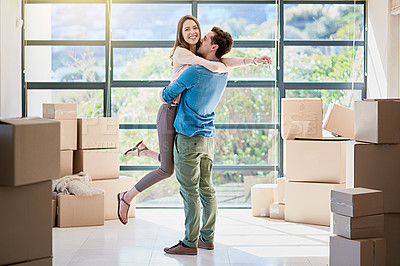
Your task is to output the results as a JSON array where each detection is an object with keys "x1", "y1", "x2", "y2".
[
  {"x1": 164, "y1": 241, "x2": 197, "y2": 255},
  {"x1": 198, "y1": 237, "x2": 214, "y2": 250}
]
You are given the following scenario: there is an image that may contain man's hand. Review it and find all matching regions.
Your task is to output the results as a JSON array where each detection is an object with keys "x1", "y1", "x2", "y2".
[{"x1": 254, "y1": 55, "x2": 272, "y2": 66}]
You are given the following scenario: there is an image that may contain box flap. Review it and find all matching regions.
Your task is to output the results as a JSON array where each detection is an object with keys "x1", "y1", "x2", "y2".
[
  {"x1": 0, "y1": 117, "x2": 59, "y2": 126},
  {"x1": 294, "y1": 137, "x2": 350, "y2": 141}
]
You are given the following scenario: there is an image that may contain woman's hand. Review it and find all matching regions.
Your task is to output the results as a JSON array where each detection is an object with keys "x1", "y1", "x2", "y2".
[
  {"x1": 254, "y1": 55, "x2": 272, "y2": 66},
  {"x1": 159, "y1": 89, "x2": 166, "y2": 103}
]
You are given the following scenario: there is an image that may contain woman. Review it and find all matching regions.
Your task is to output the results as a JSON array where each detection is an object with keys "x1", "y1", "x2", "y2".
[{"x1": 117, "y1": 15, "x2": 271, "y2": 225}]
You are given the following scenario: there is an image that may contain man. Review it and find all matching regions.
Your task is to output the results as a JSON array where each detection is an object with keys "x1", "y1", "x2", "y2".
[{"x1": 161, "y1": 26, "x2": 233, "y2": 255}]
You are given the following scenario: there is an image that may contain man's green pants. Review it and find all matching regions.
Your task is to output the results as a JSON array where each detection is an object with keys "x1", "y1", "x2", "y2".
[{"x1": 174, "y1": 134, "x2": 217, "y2": 248}]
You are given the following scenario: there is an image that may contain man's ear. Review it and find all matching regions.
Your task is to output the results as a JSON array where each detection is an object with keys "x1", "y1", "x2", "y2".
[{"x1": 210, "y1": 44, "x2": 219, "y2": 52}]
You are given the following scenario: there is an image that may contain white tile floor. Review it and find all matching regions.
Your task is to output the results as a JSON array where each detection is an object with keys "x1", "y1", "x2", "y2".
[{"x1": 53, "y1": 209, "x2": 330, "y2": 266}]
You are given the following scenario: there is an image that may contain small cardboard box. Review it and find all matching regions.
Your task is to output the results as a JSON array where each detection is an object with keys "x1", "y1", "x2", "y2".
[
  {"x1": 74, "y1": 149, "x2": 119, "y2": 180},
  {"x1": 346, "y1": 142, "x2": 400, "y2": 213},
  {"x1": 43, "y1": 103, "x2": 77, "y2": 119},
  {"x1": 0, "y1": 118, "x2": 60, "y2": 186},
  {"x1": 52, "y1": 199, "x2": 57, "y2": 227},
  {"x1": 13, "y1": 257, "x2": 52, "y2": 266},
  {"x1": 332, "y1": 213, "x2": 384, "y2": 239},
  {"x1": 354, "y1": 100, "x2": 400, "y2": 144},
  {"x1": 77, "y1": 118, "x2": 119, "y2": 149},
  {"x1": 384, "y1": 213, "x2": 400, "y2": 265},
  {"x1": 57, "y1": 194, "x2": 104, "y2": 227},
  {"x1": 281, "y1": 98, "x2": 322, "y2": 140},
  {"x1": 331, "y1": 188, "x2": 383, "y2": 217},
  {"x1": 285, "y1": 181, "x2": 345, "y2": 226},
  {"x1": 244, "y1": 175, "x2": 272, "y2": 202},
  {"x1": 59, "y1": 119, "x2": 77, "y2": 150},
  {"x1": 285, "y1": 139, "x2": 351, "y2": 183},
  {"x1": 329, "y1": 236, "x2": 386, "y2": 266},
  {"x1": 251, "y1": 184, "x2": 277, "y2": 217},
  {"x1": 323, "y1": 103, "x2": 354, "y2": 139},
  {"x1": 60, "y1": 150, "x2": 73, "y2": 177},
  {"x1": 90, "y1": 177, "x2": 136, "y2": 220},
  {"x1": 0, "y1": 181, "x2": 52, "y2": 266},
  {"x1": 270, "y1": 202, "x2": 285, "y2": 219},
  {"x1": 275, "y1": 177, "x2": 286, "y2": 203}
]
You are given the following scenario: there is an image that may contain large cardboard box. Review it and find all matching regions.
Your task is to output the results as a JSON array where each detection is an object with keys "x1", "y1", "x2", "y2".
[
  {"x1": 0, "y1": 181, "x2": 52, "y2": 265},
  {"x1": 323, "y1": 103, "x2": 354, "y2": 139},
  {"x1": 251, "y1": 184, "x2": 277, "y2": 217},
  {"x1": 285, "y1": 139, "x2": 350, "y2": 183},
  {"x1": 77, "y1": 118, "x2": 119, "y2": 149},
  {"x1": 43, "y1": 103, "x2": 77, "y2": 119},
  {"x1": 331, "y1": 188, "x2": 383, "y2": 217},
  {"x1": 384, "y1": 214, "x2": 400, "y2": 266},
  {"x1": 329, "y1": 236, "x2": 386, "y2": 266},
  {"x1": 90, "y1": 177, "x2": 136, "y2": 220},
  {"x1": 285, "y1": 181, "x2": 345, "y2": 226},
  {"x1": 270, "y1": 202, "x2": 285, "y2": 219},
  {"x1": 354, "y1": 100, "x2": 400, "y2": 144},
  {"x1": 346, "y1": 142, "x2": 400, "y2": 213},
  {"x1": 58, "y1": 119, "x2": 77, "y2": 150},
  {"x1": 13, "y1": 257, "x2": 52, "y2": 266},
  {"x1": 60, "y1": 150, "x2": 73, "y2": 177},
  {"x1": 275, "y1": 177, "x2": 286, "y2": 203},
  {"x1": 0, "y1": 118, "x2": 60, "y2": 186},
  {"x1": 332, "y1": 213, "x2": 384, "y2": 239},
  {"x1": 281, "y1": 98, "x2": 322, "y2": 139},
  {"x1": 74, "y1": 149, "x2": 119, "y2": 180},
  {"x1": 57, "y1": 194, "x2": 104, "y2": 227}
]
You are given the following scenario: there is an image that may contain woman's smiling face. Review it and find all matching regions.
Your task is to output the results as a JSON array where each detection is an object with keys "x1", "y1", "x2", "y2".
[{"x1": 182, "y1": 19, "x2": 200, "y2": 47}]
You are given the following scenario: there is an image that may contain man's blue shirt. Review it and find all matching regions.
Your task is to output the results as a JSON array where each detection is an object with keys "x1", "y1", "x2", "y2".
[{"x1": 162, "y1": 63, "x2": 228, "y2": 137}]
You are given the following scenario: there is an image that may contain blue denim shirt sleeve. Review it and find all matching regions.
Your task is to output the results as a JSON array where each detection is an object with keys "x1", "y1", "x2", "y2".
[{"x1": 162, "y1": 66, "x2": 199, "y2": 103}]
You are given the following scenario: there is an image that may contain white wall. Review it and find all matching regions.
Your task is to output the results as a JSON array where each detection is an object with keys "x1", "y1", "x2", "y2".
[
  {"x1": 0, "y1": 0, "x2": 22, "y2": 118},
  {"x1": 367, "y1": 0, "x2": 400, "y2": 98}
]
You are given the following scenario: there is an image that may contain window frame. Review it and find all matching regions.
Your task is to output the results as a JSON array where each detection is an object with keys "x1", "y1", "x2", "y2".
[{"x1": 22, "y1": 0, "x2": 367, "y2": 179}]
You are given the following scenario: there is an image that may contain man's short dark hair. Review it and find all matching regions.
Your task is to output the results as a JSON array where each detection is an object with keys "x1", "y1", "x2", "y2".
[{"x1": 210, "y1": 26, "x2": 233, "y2": 59}]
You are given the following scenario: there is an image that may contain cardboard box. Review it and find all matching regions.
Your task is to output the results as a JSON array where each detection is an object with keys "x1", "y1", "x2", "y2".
[
  {"x1": 332, "y1": 213, "x2": 384, "y2": 239},
  {"x1": 270, "y1": 202, "x2": 285, "y2": 219},
  {"x1": 77, "y1": 118, "x2": 119, "y2": 149},
  {"x1": 285, "y1": 181, "x2": 345, "y2": 226},
  {"x1": 90, "y1": 177, "x2": 136, "y2": 220},
  {"x1": 384, "y1": 213, "x2": 400, "y2": 266},
  {"x1": 59, "y1": 119, "x2": 77, "y2": 150},
  {"x1": 329, "y1": 236, "x2": 386, "y2": 266},
  {"x1": 60, "y1": 150, "x2": 73, "y2": 177},
  {"x1": 331, "y1": 188, "x2": 383, "y2": 217},
  {"x1": 13, "y1": 257, "x2": 52, "y2": 266},
  {"x1": 346, "y1": 142, "x2": 400, "y2": 213},
  {"x1": 0, "y1": 118, "x2": 60, "y2": 186},
  {"x1": 285, "y1": 139, "x2": 351, "y2": 183},
  {"x1": 251, "y1": 184, "x2": 277, "y2": 217},
  {"x1": 74, "y1": 149, "x2": 119, "y2": 180},
  {"x1": 354, "y1": 100, "x2": 400, "y2": 143},
  {"x1": 52, "y1": 199, "x2": 57, "y2": 227},
  {"x1": 244, "y1": 175, "x2": 272, "y2": 202},
  {"x1": 0, "y1": 181, "x2": 52, "y2": 265},
  {"x1": 275, "y1": 177, "x2": 286, "y2": 203},
  {"x1": 281, "y1": 98, "x2": 322, "y2": 139},
  {"x1": 57, "y1": 194, "x2": 104, "y2": 227},
  {"x1": 323, "y1": 103, "x2": 354, "y2": 139},
  {"x1": 43, "y1": 103, "x2": 77, "y2": 119}
]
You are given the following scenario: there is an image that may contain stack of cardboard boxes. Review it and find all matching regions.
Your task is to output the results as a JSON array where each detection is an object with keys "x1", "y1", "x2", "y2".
[
  {"x1": 76, "y1": 117, "x2": 136, "y2": 222},
  {"x1": 282, "y1": 99, "x2": 354, "y2": 226},
  {"x1": 347, "y1": 99, "x2": 400, "y2": 265},
  {"x1": 330, "y1": 188, "x2": 386, "y2": 266},
  {"x1": 43, "y1": 103, "x2": 136, "y2": 227},
  {"x1": 0, "y1": 118, "x2": 60, "y2": 265}
]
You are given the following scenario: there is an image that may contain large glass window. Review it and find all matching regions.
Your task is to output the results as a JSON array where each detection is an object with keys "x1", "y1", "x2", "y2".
[{"x1": 23, "y1": 1, "x2": 366, "y2": 208}]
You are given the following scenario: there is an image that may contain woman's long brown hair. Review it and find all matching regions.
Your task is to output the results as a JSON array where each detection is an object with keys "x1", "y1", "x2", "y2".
[{"x1": 170, "y1": 15, "x2": 201, "y2": 66}]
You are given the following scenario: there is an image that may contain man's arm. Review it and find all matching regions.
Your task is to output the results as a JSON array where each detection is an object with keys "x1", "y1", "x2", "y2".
[{"x1": 162, "y1": 66, "x2": 199, "y2": 103}]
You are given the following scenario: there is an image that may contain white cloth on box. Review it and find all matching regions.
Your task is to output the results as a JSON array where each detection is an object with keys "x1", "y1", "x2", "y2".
[{"x1": 52, "y1": 172, "x2": 104, "y2": 196}]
